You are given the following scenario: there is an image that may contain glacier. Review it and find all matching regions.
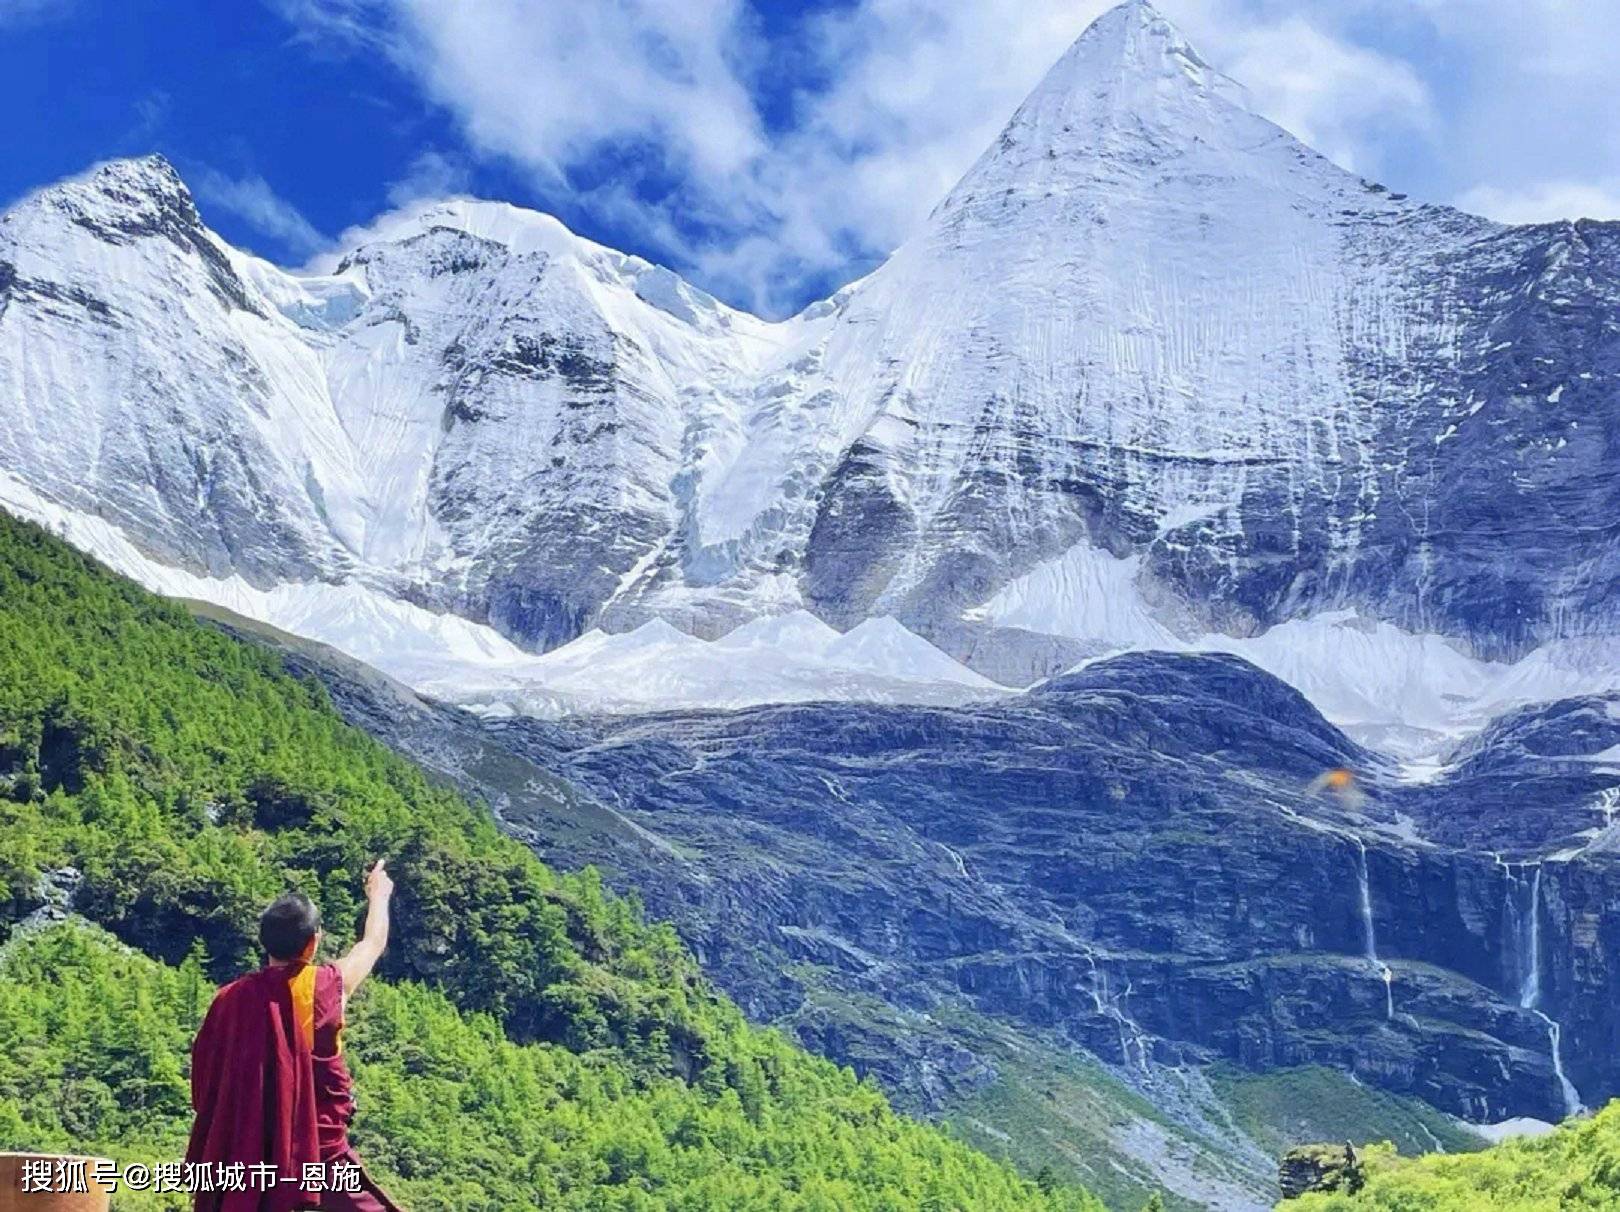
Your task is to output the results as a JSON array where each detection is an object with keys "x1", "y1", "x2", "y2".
[
  {"x1": 0, "y1": 471, "x2": 992, "y2": 716},
  {"x1": 0, "y1": 0, "x2": 1616, "y2": 747}
]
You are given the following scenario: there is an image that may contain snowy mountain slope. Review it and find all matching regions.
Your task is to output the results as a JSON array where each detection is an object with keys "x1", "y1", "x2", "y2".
[
  {"x1": 0, "y1": 157, "x2": 357, "y2": 583},
  {"x1": 0, "y1": 154, "x2": 828, "y2": 628},
  {"x1": 0, "y1": 0, "x2": 1615, "y2": 733},
  {"x1": 782, "y1": 1, "x2": 1620, "y2": 665},
  {"x1": 435, "y1": 613, "x2": 999, "y2": 718}
]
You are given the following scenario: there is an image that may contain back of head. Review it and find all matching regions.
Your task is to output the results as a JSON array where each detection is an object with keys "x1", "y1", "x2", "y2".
[{"x1": 259, "y1": 892, "x2": 321, "y2": 961}]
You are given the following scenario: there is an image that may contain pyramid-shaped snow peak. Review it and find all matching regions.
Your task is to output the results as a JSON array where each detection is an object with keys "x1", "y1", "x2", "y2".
[
  {"x1": 993, "y1": 0, "x2": 1244, "y2": 144},
  {"x1": 934, "y1": 0, "x2": 1336, "y2": 223},
  {"x1": 17, "y1": 154, "x2": 194, "y2": 223}
]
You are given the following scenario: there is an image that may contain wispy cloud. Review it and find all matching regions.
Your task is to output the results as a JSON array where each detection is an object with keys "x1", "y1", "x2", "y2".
[
  {"x1": 1218, "y1": 0, "x2": 1620, "y2": 228},
  {"x1": 414, "y1": 2, "x2": 762, "y2": 176},
  {"x1": 1394, "y1": 0, "x2": 1620, "y2": 228},
  {"x1": 192, "y1": 170, "x2": 328, "y2": 260},
  {"x1": 1455, "y1": 180, "x2": 1620, "y2": 225},
  {"x1": 281, "y1": 0, "x2": 1122, "y2": 314},
  {"x1": 384, "y1": 148, "x2": 471, "y2": 208},
  {"x1": 274, "y1": 0, "x2": 1619, "y2": 316},
  {"x1": 0, "y1": 0, "x2": 74, "y2": 28},
  {"x1": 1205, "y1": 13, "x2": 1435, "y2": 175}
]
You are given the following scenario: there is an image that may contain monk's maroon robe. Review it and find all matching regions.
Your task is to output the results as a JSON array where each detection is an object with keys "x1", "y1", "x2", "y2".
[
  {"x1": 186, "y1": 964, "x2": 321, "y2": 1211},
  {"x1": 188, "y1": 963, "x2": 400, "y2": 1212}
]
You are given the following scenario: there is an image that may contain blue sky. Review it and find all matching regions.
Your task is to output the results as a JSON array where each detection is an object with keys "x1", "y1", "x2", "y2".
[{"x1": 5, "y1": 0, "x2": 1619, "y2": 317}]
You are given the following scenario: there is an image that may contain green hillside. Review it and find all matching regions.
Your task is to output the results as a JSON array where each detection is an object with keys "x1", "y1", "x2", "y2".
[
  {"x1": 0, "y1": 511, "x2": 1101, "y2": 1211},
  {"x1": 1285, "y1": 1101, "x2": 1619, "y2": 1210}
]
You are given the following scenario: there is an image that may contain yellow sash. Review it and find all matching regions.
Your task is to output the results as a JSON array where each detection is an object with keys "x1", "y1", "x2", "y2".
[{"x1": 290, "y1": 962, "x2": 316, "y2": 1051}]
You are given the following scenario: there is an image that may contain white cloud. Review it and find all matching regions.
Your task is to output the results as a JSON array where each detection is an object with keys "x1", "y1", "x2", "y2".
[
  {"x1": 723, "y1": 0, "x2": 1113, "y2": 309},
  {"x1": 395, "y1": 0, "x2": 766, "y2": 184},
  {"x1": 385, "y1": 149, "x2": 472, "y2": 208},
  {"x1": 276, "y1": 0, "x2": 1615, "y2": 315},
  {"x1": 192, "y1": 170, "x2": 327, "y2": 260},
  {"x1": 299, "y1": 0, "x2": 1119, "y2": 314},
  {"x1": 1363, "y1": 0, "x2": 1620, "y2": 230},
  {"x1": 1455, "y1": 181, "x2": 1620, "y2": 225},
  {"x1": 1202, "y1": 14, "x2": 1434, "y2": 174},
  {"x1": 295, "y1": 151, "x2": 478, "y2": 275}
]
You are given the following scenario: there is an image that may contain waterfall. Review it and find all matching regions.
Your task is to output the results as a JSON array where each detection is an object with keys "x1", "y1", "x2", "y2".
[
  {"x1": 1519, "y1": 865, "x2": 1542, "y2": 1009},
  {"x1": 1493, "y1": 856, "x2": 1541, "y2": 1007},
  {"x1": 1415, "y1": 1120, "x2": 1445, "y2": 1154},
  {"x1": 1502, "y1": 860, "x2": 1584, "y2": 1118},
  {"x1": 1355, "y1": 839, "x2": 1376, "y2": 961},
  {"x1": 1353, "y1": 838, "x2": 1394, "y2": 1020},
  {"x1": 1598, "y1": 786, "x2": 1619, "y2": 832},
  {"x1": 1567, "y1": 787, "x2": 1620, "y2": 862},
  {"x1": 1113, "y1": 976, "x2": 1151, "y2": 1073},
  {"x1": 1495, "y1": 854, "x2": 1523, "y2": 988},
  {"x1": 1529, "y1": 1009, "x2": 1582, "y2": 1119},
  {"x1": 1083, "y1": 959, "x2": 1151, "y2": 1074}
]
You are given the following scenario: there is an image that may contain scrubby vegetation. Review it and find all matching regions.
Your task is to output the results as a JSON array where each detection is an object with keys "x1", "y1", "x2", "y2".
[
  {"x1": 0, "y1": 511, "x2": 1099, "y2": 1210},
  {"x1": 1287, "y1": 1102, "x2": 1620, "y2": 1210}
]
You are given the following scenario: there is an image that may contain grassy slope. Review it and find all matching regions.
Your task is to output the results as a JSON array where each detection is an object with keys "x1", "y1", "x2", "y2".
[
  {"x1": 940, "y1": 1033, "x2": 1487, "y2": 1212},
  {"x1": 1205, "y1": 1065, "x2": 1479, "y2": 1160},
  {"x1": 778, "y1": 967, "x2": 1495, "y2": 1211},
  {"x1": 0, "y1": 510, "x2": 1100, "y2": 1212}
]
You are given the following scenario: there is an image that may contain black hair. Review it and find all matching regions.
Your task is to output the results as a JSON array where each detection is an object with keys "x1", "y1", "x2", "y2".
[{"x1": 259, "y1": 892, "x2": 321, "y2": 961}]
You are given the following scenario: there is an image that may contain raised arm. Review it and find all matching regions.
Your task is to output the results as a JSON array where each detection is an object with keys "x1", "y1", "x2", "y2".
[{"x1": 335, "y1": 860, "x2": 394, "y2": 1000}]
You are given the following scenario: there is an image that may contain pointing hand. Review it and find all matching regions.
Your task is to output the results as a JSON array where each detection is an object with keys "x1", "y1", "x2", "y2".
[{"x1": 365, "y1": 859, "x2": 395, "y2": 903}]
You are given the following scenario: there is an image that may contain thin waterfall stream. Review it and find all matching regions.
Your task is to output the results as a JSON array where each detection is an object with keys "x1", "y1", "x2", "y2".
[
  {"x1": 1353, "y1": 838, "x2": 1394, "y2": 1020},
  {"x1": 1500, "y1": 858, "x2": 1583, "y2": 1119}
]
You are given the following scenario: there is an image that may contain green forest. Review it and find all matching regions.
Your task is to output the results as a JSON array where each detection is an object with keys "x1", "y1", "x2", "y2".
[{"x1": 0, "y1": 511, "x2": 1101, "y2": 1211}]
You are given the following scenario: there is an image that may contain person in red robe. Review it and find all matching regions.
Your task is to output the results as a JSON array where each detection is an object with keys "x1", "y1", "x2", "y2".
[{"x1": 187, "y1": 861, "x2": 402, "y2": 1212}]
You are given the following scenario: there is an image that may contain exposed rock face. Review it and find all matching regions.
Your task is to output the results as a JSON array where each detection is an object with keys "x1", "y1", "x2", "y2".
[
  {"x1": 266, "y1": 626, "x2": 1620, "y2": 1132},
  {"x1": 16, "y1": 866, "x2": 83, "y2": 930},
  {"x1": 1278, "y1": 1143, "x2": 1363, "y2": 1200}
]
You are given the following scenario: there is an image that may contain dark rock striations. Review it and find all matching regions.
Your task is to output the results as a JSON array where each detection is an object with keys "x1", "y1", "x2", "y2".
[{"x1": 261, "y1": 626, "x2": 1620, "y2": 1130}]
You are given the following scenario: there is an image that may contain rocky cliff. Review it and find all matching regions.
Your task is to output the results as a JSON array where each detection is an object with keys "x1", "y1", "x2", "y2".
[
  {"x1": 236, "y1": 610, "x2": 1616, "y2": 1206},
  {"x1": 521, "y1": 654, "x2": 1619, "y2": 1126}
]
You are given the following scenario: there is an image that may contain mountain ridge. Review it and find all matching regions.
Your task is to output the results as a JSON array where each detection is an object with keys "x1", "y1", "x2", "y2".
[
  {"x1": 0, "y1": 507, "x2": 1102, "y2": 1211},
  {"x1": 1, "y1": 1, "x2": 1617, "y2": 746}
]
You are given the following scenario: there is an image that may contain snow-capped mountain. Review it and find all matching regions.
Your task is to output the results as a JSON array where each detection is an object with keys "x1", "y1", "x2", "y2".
[{"x1": 2, "y1": 0, "x2": 1616, "y2": 737}]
